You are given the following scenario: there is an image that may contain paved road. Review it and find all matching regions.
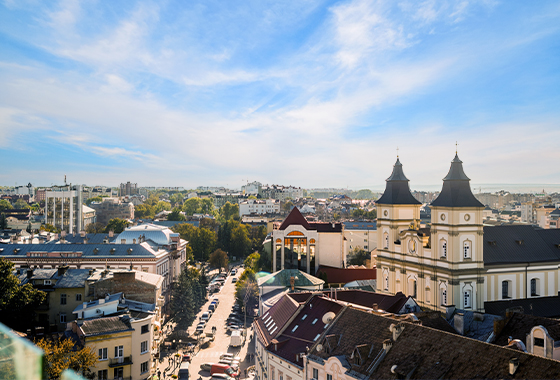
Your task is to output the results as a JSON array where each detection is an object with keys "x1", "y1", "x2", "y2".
[{"x1": 156, "y1": 267, "x2": 256, "y2": 380}]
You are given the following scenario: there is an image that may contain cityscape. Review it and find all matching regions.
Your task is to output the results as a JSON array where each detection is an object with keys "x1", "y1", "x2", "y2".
[{"x1": 2, "y1": 1, "x2": 560, "y2": 380}]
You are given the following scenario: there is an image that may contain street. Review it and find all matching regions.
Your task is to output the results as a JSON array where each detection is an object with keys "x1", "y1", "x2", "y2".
[{"x1": 156, "y1": 267, "x2": 256, "y2": 380}]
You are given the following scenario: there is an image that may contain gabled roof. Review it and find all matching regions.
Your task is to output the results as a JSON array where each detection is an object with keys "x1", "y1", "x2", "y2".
[
  {"x1": 316, "y1": 265, "x2": 376, "y2": 285},
  {"x1": 483, "y1": 225, "x2": 560, "y2": 265},
  {"x1": 431, "y1": 154, "x2": 484, "y2": 208},
  {"x1": 377, "y1": 158, "x2": 421, "y2": 205},
  {"x1": 257, "y1": 269, "x2": 324, "y2": 287},
  {"x1": 485, "y1": 295, "x2": 560, "y2": 318},
  {"x1": 255, "y1": 294, "x2": 300, "y2": 346},
  {"x1": 493, "y1": 313, "x2": 560, "y2": 346},
  {"x1": 0, "y1": 242, "x2": 158, "y2": 258},
  {"x1": 54, "y1": 269, "x2": 92, "y2": 288},
  {"x1": 80, "y1": 315, "x2": 133, "y2": 336},
  {"x1": 279, "y1": 207, "x2": 311, "y2": 230}
]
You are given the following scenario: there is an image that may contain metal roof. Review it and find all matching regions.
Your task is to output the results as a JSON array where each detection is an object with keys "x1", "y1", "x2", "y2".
[
  {"x1": 431, "y1": 154, "x2": 484, "y2": 208},
  {"x1": 54, "y1": 269, "x2": 92, "y2": 288},
  {"x1": 377, "y1": 158, "x2": 421, "y2": 205},
  {"x1": 116, "y1": 223, "x2": 173, "y2": 245},
  {"x1": 0, "y1": 242, "x2": 157, "y2": 258}
]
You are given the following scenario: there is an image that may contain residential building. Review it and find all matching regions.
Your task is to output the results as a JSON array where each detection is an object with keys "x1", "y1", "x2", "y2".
[
  {"x1": 82, "y1": 205, "x2": 96, "y2": 228},
  {"x1": 45, "y1": 185, "x2": 83, "y2": 233},
  {"x1": 119, "y1": 182, "x2": 138, "y2": 197},
  {"x1": 242, "y1": 181, "x2": 262, "y2": 195},
  {"x1": 261, "y1": 185, "x2": 304, "y2": 201},
  {"x1": 342, "y1": 221, "x2": 377, "y2": 253},
  {"x1": 239, "y1": 199, "x2": 280, "y2": 216},
  {"x1": 89, "y1": 198, "x2": 134, "y2": 226},
  {"x1": 267, "y1": 207, "x2": 348, "y2": 275}
]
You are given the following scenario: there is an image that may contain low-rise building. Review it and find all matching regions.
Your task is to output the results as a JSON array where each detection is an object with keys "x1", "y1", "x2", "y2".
[
  {"x1": 239, "y1": 199, "x2": 280, "y2": 217},
  {"x1": 89, "y1": 198, "x2": 134, "y2": 226}
]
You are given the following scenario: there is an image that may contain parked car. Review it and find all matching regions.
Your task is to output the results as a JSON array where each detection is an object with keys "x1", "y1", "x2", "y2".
[
  {"x1": 208, "y1": 303, "x2": 216, "y2": 312},
  {"x1": 231, "y1": 278, "x2": 237, "y2": 283},
  {"x1": 197, "y1": 322, "x2": 206, "y2": 329},
  {"x1": 220, "y1": 354, "x2": 241, "y2": 362},
  {"x1": 182, "y1": 354, "x2": 192, "y2": 362},
  {"x1": 178, "y1": 362, "x2": 190, "y2": 380},
  {"x1": 226, "y1": 324, "x2": 242, "y2": 332},
  {"x1": 210, "y1": 363, "x2": 238, "y2": 378},
  {"x1": 211, "y1": 374, "x2": 234, "y2": 380},
  {"x1": 200, "y1": 363, "x2": 213, "y2": 372},
  {"x1": 200, "y1": 312, "x2": 210, "y2": 321}
]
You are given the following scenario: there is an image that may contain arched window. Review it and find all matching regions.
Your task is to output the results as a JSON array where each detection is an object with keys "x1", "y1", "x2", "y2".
[
  {"x1": 440, "y1": 238, "x2": 447, "y2": 259},
  {"x1": 463, "y1": 240, "x2": 472, "y2": 259},
  {"x1": 531, "y1": 278, "x2": 540, "y2": 297},
  {"x1": 440, "y1": 288, "x2": 447, "y2": 306},
  {"x1": 408, "y1": 279, "x2": 417, "y2": 298},
  {"x1": 383, "y1": 232, "x2": 389, "y2": 249},
  {"x1": 502, "y1": 280, "x2": 512, "y2": 299},
  {"x1": 464, "y1": 289, "x2": 472, "y2": 309},
  {"x1": 383, "y1": 270, "x2": 389, "y2": 291},
  {"x1": 287, "y1": 231, "x2": 305, "y2": 236},
  {"x1": 309, "y1": 238, "x2": 316, "y2": 244}
]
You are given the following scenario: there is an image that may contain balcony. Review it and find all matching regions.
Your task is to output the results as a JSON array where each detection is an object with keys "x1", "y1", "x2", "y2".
[{"x1": 108, "y1": 355, "x2": 133, "y2": 367}]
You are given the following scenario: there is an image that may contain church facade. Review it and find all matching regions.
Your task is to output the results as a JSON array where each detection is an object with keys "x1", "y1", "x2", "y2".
[{"x1": 376, "y1": 155, "x2": 560, "y2": 312}]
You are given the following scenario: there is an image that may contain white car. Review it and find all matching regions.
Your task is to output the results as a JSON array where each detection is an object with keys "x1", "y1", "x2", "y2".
[{"x1": 200, "y1": 312, "x2": 210, "y2": 321}]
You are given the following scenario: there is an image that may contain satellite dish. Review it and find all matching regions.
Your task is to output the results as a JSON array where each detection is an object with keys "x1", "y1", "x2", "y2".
[
  {"x1": 322, "y1": 312, "x2": 336, "y2": 324},
  {"x1": 316, "y1": 344, "x2": 323, "y2": 352}
]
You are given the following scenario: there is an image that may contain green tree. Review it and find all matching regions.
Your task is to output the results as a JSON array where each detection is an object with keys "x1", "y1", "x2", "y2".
[
  {"x1": 40, "y1": 223, "x2": 61, "y2": 233},
  {"x1": 183, "y1": 197, "x2": 202, "y2": 216},
  {"x1": 169, "y1": 193, "x2": 184, "y2": 207},
  {"x1": 13, "y1": 199, "x2": 30, "y2": 209},
  {"x1": 209, "y1": 249, "x2": 229, "y2": 272},
  {"x1": 30, "y1": 203, "x2": 41, "y2": 212},
  {"x1": 282, "y1": 200, "x2": 294, "y2": 213},
  {"x1": 26, "y1": 222, "x2": 32, "y2": 233},
  {"x1": 249, "y1": 225, "x2": 267, "y2": 252},
  {"x1": 155, "y1": 201, "x2": 172, "y2": 214},
  {"x1": 353, "y1": 189, "x2": 375, "y2": 199},
  {"x1": 168, "y1": 208, "x2": 186, "y2": 221},
  {"x1": 200, "y1": 198, "x2": 215, "y2": 215},
  {"x1": 145, "y1": 195, "x2": 160, "y2": 206},
  {"x1": 104, "y1": 218, "x2": 129, "y2": 234},
  {"x1": 200, "y1": 217, "x2": 219, "y2": 232},
  {"x1": 0, "y1": 213, "x2": 6, "y2": 229},
  {"x1": 347, "y1": 247, "x2": 371, "y2": 266},
  {"x1": 134, "y1": 204, "x2": 155, "y2": 219},
  {"x1": 0, "y1": 258, "x2": 46, "y2": 331},
  {"x1": 171, "y1": 267, "x2": 207, "y2": 329},
  {"x1": 172, "y1": 223, "x2": 217, "y2": 261},
  {"x1": 219, "y1": 202, "x2": 239, "y2": 221},
  {"x1": 230, "y1": 224, "x2": 251, "y2": 259},
  {"x1": 35, "y1": 337, "x2": 98, "y2": 380},
  {"x1": 0, "y1": 199, "x2": 13, "y2": 211},
  {"x1": 85, "y1": 222, "x2": 105, "y2": 233},
  {"x1": 244, "y1": 252, "x2": 261, "y2": 273},
  {"x1": 235, "y1": 269, "x2": 259, "y2": 310}
]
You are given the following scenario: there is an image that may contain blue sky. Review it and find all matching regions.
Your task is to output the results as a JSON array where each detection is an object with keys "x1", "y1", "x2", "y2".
[{"x1": 1, "y1": 0, "x2": 559, "y2": 191}]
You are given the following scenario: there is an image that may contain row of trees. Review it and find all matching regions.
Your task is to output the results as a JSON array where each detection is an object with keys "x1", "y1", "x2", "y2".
[{"x1": 171, "y1": 267, "x2": 208, "y2": 329}]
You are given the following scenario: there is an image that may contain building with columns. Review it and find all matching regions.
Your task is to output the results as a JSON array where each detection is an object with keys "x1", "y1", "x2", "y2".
[
  {"x1": 270, "y1": 207, "x2": 347, "y2": 275},
  {"x1": 45, "y1": 185, "x2": 83, "y2": 233}
]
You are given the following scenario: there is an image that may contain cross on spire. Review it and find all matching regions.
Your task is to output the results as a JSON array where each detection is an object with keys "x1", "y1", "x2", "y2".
[
  {"x1": 455, "y1": 141, "x2": 458, "y2": 154},
  {"x1": 397, "y1": 146, "x2": 399, "y2": 158}
]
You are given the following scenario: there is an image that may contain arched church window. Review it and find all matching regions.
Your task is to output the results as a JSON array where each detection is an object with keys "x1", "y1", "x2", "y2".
[
  {"x1": 383, "y1": 232, "x2": 389, "y2": 249},
  {"x1": 464, "y1": 289, "x2": 472, "y2": 309},
  {"x1": 463, "y1": 240, "x2": 472, "y2": 259},
  {"x1": 287, "y1": 231, "x2": 305, "y2": 236},
  {"x1": 440, "y1": 238, "x2": 447, "y2": 259}
]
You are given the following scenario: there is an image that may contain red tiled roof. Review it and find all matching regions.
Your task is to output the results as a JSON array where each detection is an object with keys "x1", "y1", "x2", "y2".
[
  {"x1": 279, "y1": 208, "x2": 311, "y2": 230},
  {"x1": 316, "y1": 265, "x2": 376, "y2": 284}
]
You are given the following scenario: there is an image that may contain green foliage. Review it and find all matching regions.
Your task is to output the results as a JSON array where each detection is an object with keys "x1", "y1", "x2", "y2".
[
  {"x1": 172, "y1": 223, "x2": 217, "y2": 261},
  {"x1": 85, "y1": 222, "x2": 105, "y2": 233},
  {"x1": 183, "y1": 197, "x2": 202, "y2": 216},
  {"x1": 13, "y1": 199, "x2": 30, "y2": 209},
  {"x1": 30, "y1": 203, "x2": 41, "y2": 212},
  {"x1": 104, "y1": 218, "x2": 130, "y2": 234},
  {"x1": 209, "y1": 249, "x2": 229, "y2": 271},
  {"x1": 26, "y1": 222, "x2": 32, "y2": 233},
  {"x1": 168, "y1": 208, "x2": 186, "y2": 221},
  {"x1": 347, "y1": 247, "x2": 371, "y2": 266},
  {"x1": 0, "y1": 199, "x2": 12, "y2": 211},
  {"x1": 234, "y1": 273, "x2": 258, "y2": 309},
  {"x1": 35, "y1": 337, "x2": 98, "y2": 380},
  {"x1": 219, "y1": 202, "x2": 239, "y2": 221},
  {"x1": 200, "y1": 217, "x2": 219, "y2": 232},
  {"x1": 244, "y1": 252, "x2": 260, "y2": 273},
  {"x1": 0, "y1": 213, "x2": 6, "y2": 229},
  {"x1": 352, "y1": 189, "x2": 375, "y2": 199},
  {"x1": 145, "y1": 195, "x2": 160, "y2": 206},
  {"x1": 134, "y1": 203, "x2": 155, "y2": 219},
  {"x1": 40, "y1": 223, "x2": 60, "y2": 233},
  {"x1": 230, "y1": 224, "x2": 251, "y2": 258},
  {"x1": 169, "y1": 193, "x2": 184, "y2": 206},
  {"x1": 351, "y1": 208, "x2": 377, "y2": 220},
  {"x1": 248, "y1": 195, "x2": 257, "y2": 200},
  {"x1": 0, "y1": 258, "x2": 46, "y2": 331},
  {"x1": 171, "y1": 267, "x2": 207, "y2": 330},
  {"x1": 155, "y1": 200, "x2": 172, "y2": 214},
  {"x1": 249, "y1": 225, "x2": 267, "y2": 252}
]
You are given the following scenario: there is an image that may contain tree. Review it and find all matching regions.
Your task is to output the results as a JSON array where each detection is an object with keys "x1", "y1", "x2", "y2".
[
  {"x1": 171, "y1": 267, "x2": 207, "y2": 329},
  {"x1": 219, "y1": 202, "x2": 239, "y2": 221},
  {"x1": 0, "y1": 199, "x2": 12, "y2": 211},
  {"x1": 169, "y1": 193, "x2": 184, "y2": 207},
  {"x1": 282, "y1": 200, "x2": 294, "y2": 213},
  {"x1": 104, "y1": 218, "x2": 129, "y2": 234},
  {"x1": 209, "y1": 249, "x2": 229, "y2": 272},
  {"x1": 13, "y1": 199, "x2": 30, "y2": 209},
  {"x1": 172, "y1": 224, "x2": 217, "y2": 261},
  {"x1": 155, "y1": 201, "x2": 172, "y2": 214},
  {"x1": 85, "y1": 196, "x2": 103, "y2": 206},
  {"x1": 230, "y1": 224, "x2": 251, "y2": 259},
  {"x1": 183, "y1": 197, "x2": 202, "y2": 216},
  {"x1": 0, "y1": 258, "x2": 46, "y2": 331},
  {"x1": 168, "y1": 208, "x2": 186, "y2": 221},
  {"x1": 347, "y1": 247, "x2": 371, "y2": 266},
  {"x1": 35, "y1": 337, "x2": 98, "y2": 380},
  {"x1": 134, "y1": 204, "x2": 155, "y2": 219},
  {"x1": 85, "y1": 222, "x2": 105, "y2": 233},
  {"x1": 353, "y1": 189, "x2": 375, "y2": 200},
  {"x1": 40, "y1": 223, "x2": 61, "y2": 233},
  {"x1": 0, "y1": 213, "x2": 6, "y2": 229},
  {"x1": 244, "y1": 252, "x2": 261, "y2": 273},
  {"x1": 26, "y1": 222, "x2": 32, "y2": 233},
  {"x1": 235, "y1": 269, "x2": 259, "y2": 310}
]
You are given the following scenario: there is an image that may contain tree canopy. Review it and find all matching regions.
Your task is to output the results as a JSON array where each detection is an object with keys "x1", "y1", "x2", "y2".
[
  {"x1": 85, "y1": 222, "x2": 105, "y2": 233},
  {"x1": 347, "y1": 247, "x2": 371, "y2": 266},
  {"x1": 171, "y1": 267, "x2": 207, "y2": 330},
  {"x1": 35, "y1": 337, "x2": 98, "y2": 380},
  {"x1": 219, "y1": 202, "x2": 239, "y2": 221},
  {"x1": 234, "y1": 268, "x2": 258, "y2": 310},
  {"x1": 13, "y1": 199, "x2": 30, "y2": 209},
  {"x1": 172, "y1": 223, "x2": 217, "y2": 261},
  {"x1": 40, "y1": 224, "x2": 61, "y2": 233},
  {"x1": 0, "y1": 258, "x2": 46, "y2": 331},
  {"x1": 0, "y1": 199, "x2": 12, "y2": 211},
  {"x1": 134, "y1": 203, "x2": 155, "y2": 219},
  {"x1": 351, "y1": 208, "x2": 377, "y2": 220},
  {"x1": 209, "y1": 249, "x2": 229, "y2": 272},
  {"x1": 167, "y1": 208, "x2": 186, "y2": 221},
  {"x1": 104, "y1": 218, "x2": 130, "y2": 234}
]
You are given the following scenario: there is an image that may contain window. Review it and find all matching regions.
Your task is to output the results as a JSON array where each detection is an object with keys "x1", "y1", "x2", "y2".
[
  {"x1": 271, "y1": 366, "x2": 275, "y2": 380},
  {"x1": 531, "y1": 278, "x2": 540, "y2": 297},
  {"x1": 440, "y1": 239, "x2": 447, "y2": 258},
  {"x1": 440, "y1": 289, "x2": 447, "y2": 306},
  {"x1": 60, "y1": 294, "x2": 67, "y2": 305},
  {"x1": 279, "y1": 371, "x2": 283, "y2": 380},
  {"x1": 97, "y1": 370, "x2": 108, "y2": 380},
  {"x1": 301, "y1": 314, "x2": 307, "y2": 320},
  {"x1": 408, "y1": 279, "x2": 417, "y2": 298},
  {"x1": 141, "y1": 361, "x2": 149, "y2": 374},
  {"x1": 115, "y1": 345, "x2": 123, "y2": 358},
  {"x1": 464, "y1": 290, "x2": 472, "y2": 309},
  {"x1": 502, "y1": 280, "x2": 511, "y2": 299},
  {"x1": 291, "y1": 325, "x2": 299, "y2": 332},
  {"x1": 141, "y1": 324, "x2": 149, "y2": 334},
  {"x1": 313, "y1": 368, "x2": 319, "y2": 380},
  {"x1": 44, "y1": 280, "x2": 52, "y2": 285},
  {"x1": 60, "y1": 313, "x2": 66, "y2": 323},
  {"x1": 384, "y1": 272, "x2": 389, "y2": 291},
  {"x1": 383, "y1": 232, "x2": 389, "y2": 249},
  {"x1": 463, "y1": 240, "x2": 471, "y2": 259},
  {"x1": 141, "y1": 341, "x2": 148, "y2": 354},
  {"x1": 113, "y1": 368, "x2": 123, "y2": 379},
  {"x1": 98, "y1": 347, "x2": 108, "y2": 360},
  {"x1": 312, "y1": 318, "x2": 318, "y2": 325},
  {"x1": 327, "y1": 375, "x2": 332, "y2": 380},
  {"x1": 534, "y1": 337, "x2": 545, "y2": 347},
  {"x1": 76, "y1": 293, "x2": 82, "y2": 301}
]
